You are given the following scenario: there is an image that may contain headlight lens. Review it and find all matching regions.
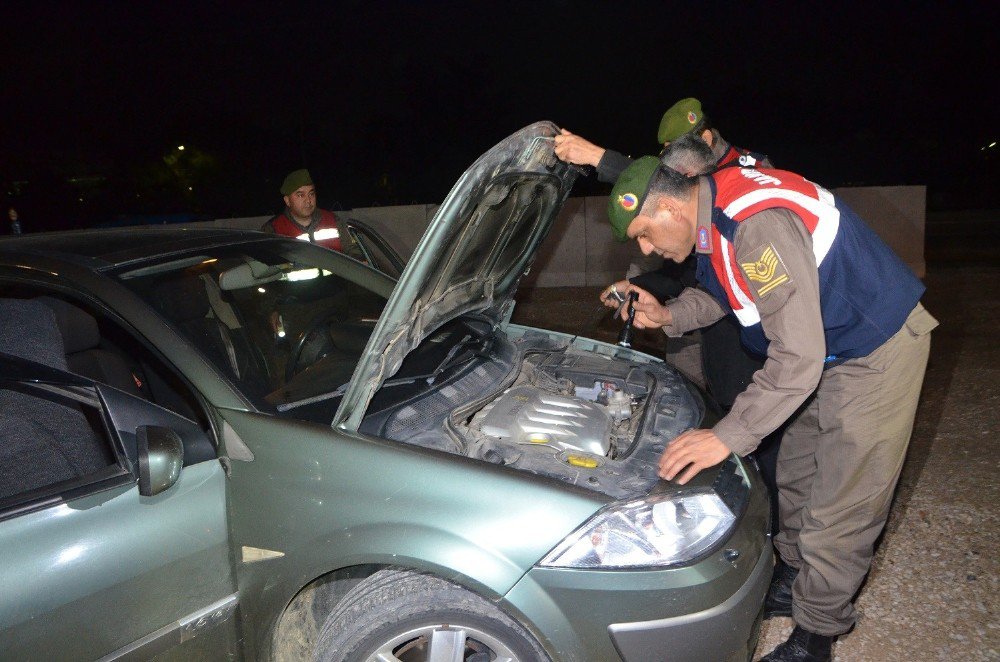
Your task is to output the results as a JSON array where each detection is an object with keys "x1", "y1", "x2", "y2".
[{"x1": 539, "y1": 491, "x2": 737, "y2": 568}]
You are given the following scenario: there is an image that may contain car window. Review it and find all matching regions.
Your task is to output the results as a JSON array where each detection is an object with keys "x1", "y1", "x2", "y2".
[
  {"x1": 0, "y1": 383, "x2": 121, "y2": 506},
  {"x1": 0, "y1": 286, "x2": 213, "y2": 433},
  {"x1": 117, "y1": 243, "x2": 388, "y2": 413},
  {"x1": 0, "y1": 296, "x2": 126, "y2": 510},
  {"x1": 346, "y1": 222, "x2": 404, "y2": 279}
]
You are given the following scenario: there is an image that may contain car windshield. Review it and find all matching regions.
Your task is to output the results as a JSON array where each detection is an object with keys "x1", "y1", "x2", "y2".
[{"x1": 117, "y1": 241, "x2": 388, "y2": 412}]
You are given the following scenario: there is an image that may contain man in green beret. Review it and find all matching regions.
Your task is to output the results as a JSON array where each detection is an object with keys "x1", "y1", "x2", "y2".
[
  {"x1": 606, "y1": 158, "x2": 936, "y2": 662},
  {"x1": 554, "y1": 97, "x2": 771, "y2": 183},
  {"x1": 588, "y1": 123, "x2": 781, "y2": 533},
  {"x1": 261, "y1": 169, "x2": 345, "y2": 252}
]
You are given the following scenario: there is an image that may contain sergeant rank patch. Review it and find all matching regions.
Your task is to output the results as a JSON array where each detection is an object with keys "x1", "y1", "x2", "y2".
[{"x1": 740, "y1": 244, "x2": 791, "y2": 298}]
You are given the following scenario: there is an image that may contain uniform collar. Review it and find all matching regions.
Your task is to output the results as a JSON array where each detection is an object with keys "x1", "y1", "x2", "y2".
[
  {"x1": 709, "y1": 130, "x2": 731, "y2": 164},
  {"x1": 694, "y1": 176, "x2": 714, "y2": 254}
]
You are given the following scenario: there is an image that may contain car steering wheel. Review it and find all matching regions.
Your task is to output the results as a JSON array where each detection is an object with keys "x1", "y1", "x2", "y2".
[{"x1": 286, "y1": 313, "x2": 340, "y2": 382}]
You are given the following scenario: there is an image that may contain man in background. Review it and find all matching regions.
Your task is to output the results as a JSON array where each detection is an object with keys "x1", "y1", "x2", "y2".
[{"x1": 262, "y1": 169, "x2": 344, "y2": 252}]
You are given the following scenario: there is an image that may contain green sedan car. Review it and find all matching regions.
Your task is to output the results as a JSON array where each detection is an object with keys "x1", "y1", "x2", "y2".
[{"x1": 0, "y1": 122, "x2": 770, "y2": 662}]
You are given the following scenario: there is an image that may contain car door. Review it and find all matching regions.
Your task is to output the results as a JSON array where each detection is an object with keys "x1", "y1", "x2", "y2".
[
  {"x1": 0, "y1": 292, "x2": 239, "y2": 661},
  {"x1": 342, "y1": 217, "x2": 406, "y2": 279}
]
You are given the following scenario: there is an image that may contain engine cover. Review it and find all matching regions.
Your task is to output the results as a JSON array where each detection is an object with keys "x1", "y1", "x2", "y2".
[{"x1": 474, "y1": 385, "x2": 611, "y2": 456}]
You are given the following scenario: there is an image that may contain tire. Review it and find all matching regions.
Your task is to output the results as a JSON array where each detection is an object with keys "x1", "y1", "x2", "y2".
[{"x1": 314, "y1": 568, "x2": 550, "y2": 662}]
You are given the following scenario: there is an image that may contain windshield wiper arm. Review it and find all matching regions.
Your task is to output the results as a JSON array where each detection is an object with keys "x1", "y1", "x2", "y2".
[
  {"x1": 425, "y1": 334, "x2": 476, "y2": 385},
  {"x1": 277, "y1": 335, "x2": 485, "y2": 412}
]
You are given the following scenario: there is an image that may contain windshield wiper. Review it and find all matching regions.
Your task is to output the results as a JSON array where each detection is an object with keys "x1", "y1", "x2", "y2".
[{"x1": 277, "y1": 335, "x2": 486, "y2": 413}]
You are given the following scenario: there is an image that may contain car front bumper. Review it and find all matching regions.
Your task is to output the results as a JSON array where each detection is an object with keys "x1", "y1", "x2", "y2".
[
  {"x1": 608, "y1": 537, "x2": 770, "y2": 662},
  {"x1": 503, "y1": 464, "x2": 771, "y2": 662}
]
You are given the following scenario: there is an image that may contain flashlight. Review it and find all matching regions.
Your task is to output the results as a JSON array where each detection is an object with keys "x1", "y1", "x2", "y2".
[{"x1": 617, "y1": 292, "x2": 639, "y2": 348}]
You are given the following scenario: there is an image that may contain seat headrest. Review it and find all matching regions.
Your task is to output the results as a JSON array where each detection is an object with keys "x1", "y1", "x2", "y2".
[
  {"x1": 38, "y1": 297, "x2": 101, "y2": 354},
  {"x1": 0, "y1": 298, "x2": 69, "y2": 370},
  {"x1": 151, "y1": 276, "x2": 211, "y2": 322}
]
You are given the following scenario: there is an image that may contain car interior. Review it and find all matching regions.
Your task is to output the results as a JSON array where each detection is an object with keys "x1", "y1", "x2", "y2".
[
  {"x1": 0, "y1": 289, "x2": 215, "y2": 505},
  {"x1": 0, "y1": 297, "x2": 116, "y2": 501},
  {"x1": 146, "y1": 271, "x2": 271, "y2": 398}
]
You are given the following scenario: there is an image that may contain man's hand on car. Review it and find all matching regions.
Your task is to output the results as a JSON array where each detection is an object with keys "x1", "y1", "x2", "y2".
[
  {"x1": 553, "y1": 129, "x2": 606, "y2": 167},
  {"x1": 658, "y1": 429, "x2": 731, "y2": 484}
]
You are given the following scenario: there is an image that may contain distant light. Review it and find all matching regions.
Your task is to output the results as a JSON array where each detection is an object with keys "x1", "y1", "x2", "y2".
[
  {"x1": 277, "y1": 330, "x2": 286, "y2": 338},
  {"x1": 177, "y1": 145, "x2": 185, "y2": 151},
  {"x1": 990, "y1": 142, "x2": 997, "y2": 148},
  {"x1": 78, "y1": 197, "x2": 83, "y2": 202},
  {"x1": 188, "y1": 186, "x2": 193, "y2": 191},
  {"x1": 257, "y1": 287, "x2": 266, "y2": 293}
]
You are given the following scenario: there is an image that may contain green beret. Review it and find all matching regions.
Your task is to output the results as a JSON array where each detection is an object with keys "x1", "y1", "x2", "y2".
[
  {"x1": 607, "y1": 156, "x2": 661, "y2": 242},
  {"x1": 280, "y1": 169, "x2": 313, "y2": 196},
  {"x1": 657, "y1": 97, "x2": 703, "y2": 145}
]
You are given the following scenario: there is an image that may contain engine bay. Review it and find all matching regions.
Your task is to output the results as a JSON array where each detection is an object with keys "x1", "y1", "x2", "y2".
[{"x1": 360, "y1": 320, "x2": 704, "y2": 500}]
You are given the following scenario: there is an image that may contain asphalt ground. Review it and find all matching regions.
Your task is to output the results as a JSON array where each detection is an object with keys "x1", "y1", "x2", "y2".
[{"x1": 510, "y1": 258, "x2": 999, "y2": 661}]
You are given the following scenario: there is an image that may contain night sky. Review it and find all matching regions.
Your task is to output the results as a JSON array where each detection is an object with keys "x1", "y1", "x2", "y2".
[{"x1": 3, "y1": 1, "x2": 997, "y2": 231}]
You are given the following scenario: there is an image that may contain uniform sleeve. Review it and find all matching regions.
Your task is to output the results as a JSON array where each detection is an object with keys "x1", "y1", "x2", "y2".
[
  {"x1": 662, "y1": 287, "x2": 727, "y2": 336},
  {"x1": 711, "y1": 208, "x2": 826, "y2": 455},
  {"x1": 596, "y1": 150, "x2": 633, "y2": 184}
]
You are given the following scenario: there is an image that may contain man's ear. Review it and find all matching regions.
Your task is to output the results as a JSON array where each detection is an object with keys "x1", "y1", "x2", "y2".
[
  {"x1": 700, "y1": 129, "x2": 714, "y2": 147},
  {"x1": 283, "y1": 195, "x2": 290, "y2": 207},
  {"x1": 656, "y1": 195, "x2": 681, "y2": 221}
]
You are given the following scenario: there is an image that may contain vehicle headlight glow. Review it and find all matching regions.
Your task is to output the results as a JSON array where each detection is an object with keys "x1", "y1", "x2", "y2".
[{"x1": 539, "y1": 491, "x2": 737, "y2": 569}]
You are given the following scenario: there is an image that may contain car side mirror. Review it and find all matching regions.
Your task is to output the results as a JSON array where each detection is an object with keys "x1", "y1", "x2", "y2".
[{"x1": 137, "y1": 425, "x2": 184, "y2": 497}]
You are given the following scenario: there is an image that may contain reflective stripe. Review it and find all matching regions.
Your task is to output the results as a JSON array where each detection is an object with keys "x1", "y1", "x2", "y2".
[
  {"x1": 295, "y1": 228, "x2": 340, "y2": 242},
  {"x1": 721, "y1": 184, "x2": 841, "y2": 266},
  {"x1": 312, "y1": 228, "x2": 340, "y2": 241},
  {"x1": 720, "y1": 235, "x2": 761, "y2": 326}
]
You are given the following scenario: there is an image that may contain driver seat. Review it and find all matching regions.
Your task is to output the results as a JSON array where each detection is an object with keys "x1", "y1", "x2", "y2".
[{"x1": 150, "y1": 275, "x2": 268, "y2": 396}]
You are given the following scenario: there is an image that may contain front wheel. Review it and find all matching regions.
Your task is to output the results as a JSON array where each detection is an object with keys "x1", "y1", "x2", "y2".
[{"x1": 314, "y1": 568, "x2": 550, "y2": 662}]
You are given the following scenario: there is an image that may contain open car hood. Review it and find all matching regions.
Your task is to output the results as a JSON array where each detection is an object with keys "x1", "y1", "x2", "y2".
[{"x1": 334, "y1": 122, "x2": 578, "y2": 429}]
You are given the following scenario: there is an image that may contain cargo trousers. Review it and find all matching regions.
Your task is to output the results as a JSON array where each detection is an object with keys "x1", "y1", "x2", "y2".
[{"x1": 773, "y1": 303, "x2": 938, "y2": 636}]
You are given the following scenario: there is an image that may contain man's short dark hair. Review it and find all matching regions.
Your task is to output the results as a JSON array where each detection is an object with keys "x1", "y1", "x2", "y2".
[
  {"x1": 661, "y1": 131, "x2": 717, "y2": 176},
  {"x1": 641, "y1": 166, "x2": 697, "y2": 215}
]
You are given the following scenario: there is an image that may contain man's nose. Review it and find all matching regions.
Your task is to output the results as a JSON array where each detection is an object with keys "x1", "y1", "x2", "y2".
[{"x1": 638, "y1": 238, "x2": 654, "y2": 255}]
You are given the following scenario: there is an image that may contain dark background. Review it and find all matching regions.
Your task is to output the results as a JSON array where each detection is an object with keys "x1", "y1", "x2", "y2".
[{"x1": 2, "y1": 1, "x2": 997, "y2": 232}]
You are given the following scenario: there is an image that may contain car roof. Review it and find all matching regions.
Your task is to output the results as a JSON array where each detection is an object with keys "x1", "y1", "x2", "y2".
[{"x1": 0, "y1": 227, "x2": 269, "y2": 270}]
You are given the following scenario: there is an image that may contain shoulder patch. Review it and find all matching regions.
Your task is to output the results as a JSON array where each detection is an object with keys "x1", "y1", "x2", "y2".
[
  {"x1": 696, "y1": 226, "x2": 712, "y2": 252},
  {"x1": 740, "y1": 243, "x2": 791, "y2": 298}
]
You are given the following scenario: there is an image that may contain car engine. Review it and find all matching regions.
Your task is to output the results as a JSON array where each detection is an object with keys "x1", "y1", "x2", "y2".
[{"x1": 362, "y1": 328, "x2": 704, "y2": 500}]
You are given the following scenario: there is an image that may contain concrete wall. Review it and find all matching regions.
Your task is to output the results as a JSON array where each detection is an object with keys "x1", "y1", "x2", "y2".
[
  {"x1": 202, "y1": 185, "x2": 926, "y2": 284},
  {"x1": 835, "y1": 186, "x2": 925, "y2": 277}
]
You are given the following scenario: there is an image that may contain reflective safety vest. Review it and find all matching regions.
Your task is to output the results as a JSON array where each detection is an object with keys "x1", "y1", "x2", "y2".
[
  {"x1": 695, "y1": 167, "x2": 924, "y2": 360},
  {"x1": 264, "y1": 209, "x2": 342, "y2": 251}
]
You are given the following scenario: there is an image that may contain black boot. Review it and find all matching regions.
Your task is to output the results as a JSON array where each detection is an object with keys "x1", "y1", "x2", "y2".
[
  {"x1": 760, "y1": 625, "x2": 834, "y2": 661},
  {"x1": 763, "y1": 559, "x2": 797, "y2": 618}
]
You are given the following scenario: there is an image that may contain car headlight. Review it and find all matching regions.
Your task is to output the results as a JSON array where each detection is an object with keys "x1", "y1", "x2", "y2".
[{"x1": 539, "y1": 490, "x2": 737, "y2": 569}]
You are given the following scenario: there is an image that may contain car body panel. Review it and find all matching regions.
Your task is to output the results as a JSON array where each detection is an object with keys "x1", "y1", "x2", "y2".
[
  {"x1": 0, "y1": 462, "x2": 236, "y2": 661},
  {"x1": 219, "y1": 408, "x2": 606, "y2": 657}
]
